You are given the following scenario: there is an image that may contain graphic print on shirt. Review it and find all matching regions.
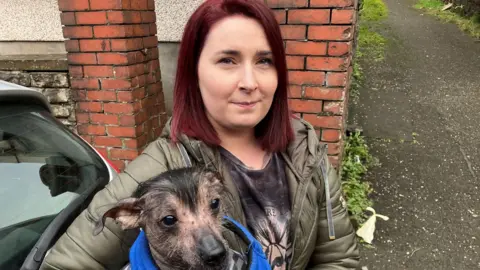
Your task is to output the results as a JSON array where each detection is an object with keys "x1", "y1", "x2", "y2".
[
  {"x1": 219, "y1": 149, "x2": 292, "y2": 270},
  {"x1": 252, "y1": 209, "x2": 292, "y2": 269}
]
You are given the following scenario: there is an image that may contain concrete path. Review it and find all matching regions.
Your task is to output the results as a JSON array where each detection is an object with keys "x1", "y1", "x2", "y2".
[{"x1": 348, "y1": 0, "x2": 480, "y2": 269}]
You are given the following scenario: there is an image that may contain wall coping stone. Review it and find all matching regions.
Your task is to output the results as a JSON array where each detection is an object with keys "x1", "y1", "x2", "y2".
[{"x1": 0, "y1": 54, "x2": 68, "y2": 71}]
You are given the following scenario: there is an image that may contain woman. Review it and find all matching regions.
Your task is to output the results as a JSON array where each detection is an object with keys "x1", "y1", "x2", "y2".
[{"x1": 41, "y1": 0, "x2": 359, "y2": 269}]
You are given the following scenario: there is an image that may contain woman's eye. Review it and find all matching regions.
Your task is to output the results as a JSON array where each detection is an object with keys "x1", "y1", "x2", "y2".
[
  {"x1": 161, "y1": 215, "x2": 177, "y2": 226},
  {"x1": 258, "y1": 58, "x2": 273, "y2": 66},
  {"x1": 210, "y1": 198, "x2": 220, "y2": 210},
  {"x1": 218, "y1": 58, "x2": 234, "y2": 64}
]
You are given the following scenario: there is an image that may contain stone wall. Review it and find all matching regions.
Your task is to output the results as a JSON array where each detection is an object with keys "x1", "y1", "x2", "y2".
[{"x1": 0, "y1": 55, "x2": 76, "y2": 130}]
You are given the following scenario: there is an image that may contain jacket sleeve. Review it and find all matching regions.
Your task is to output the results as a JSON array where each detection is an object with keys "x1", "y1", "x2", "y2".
[
  {"x1": 40, "y1": 140, "x2": 183, "y2": 270},
  {"x1": 307, "y1": 152, "x2": 360, "y2": 269}
]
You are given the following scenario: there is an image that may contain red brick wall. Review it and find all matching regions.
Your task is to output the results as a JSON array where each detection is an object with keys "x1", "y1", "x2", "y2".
[
  {"x1": 58, "y1": 0, "x2": 167, "y2": 171},
  {"x1": 266, "y1": 0, "x2": 357, "y2": 168}
]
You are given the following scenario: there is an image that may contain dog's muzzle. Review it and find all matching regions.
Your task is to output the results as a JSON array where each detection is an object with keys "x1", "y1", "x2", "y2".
[{"x1": 198, "y1": 234, "x2": 227, "y2": 265}]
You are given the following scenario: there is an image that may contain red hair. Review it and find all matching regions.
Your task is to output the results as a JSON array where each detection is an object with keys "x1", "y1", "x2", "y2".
[{"x1": 170, "y1": 0, "x2": 294, "y2": 152}]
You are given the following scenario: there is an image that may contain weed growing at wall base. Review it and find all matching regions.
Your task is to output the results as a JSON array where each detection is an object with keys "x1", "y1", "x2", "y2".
[
  {"x1": 350, "y1": 62, "x2": 363, "y2": 104},
  {"x1": 414, "y1": 0, "x2": 480, "y2": 39},
  {"x1": 341, "y1": 131, "x2": 376, "y2": 229}
]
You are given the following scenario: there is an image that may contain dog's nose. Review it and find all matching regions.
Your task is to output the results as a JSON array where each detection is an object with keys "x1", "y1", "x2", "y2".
[{"x1": 197, "y1": 234, "x2": 226, "y2": 264}]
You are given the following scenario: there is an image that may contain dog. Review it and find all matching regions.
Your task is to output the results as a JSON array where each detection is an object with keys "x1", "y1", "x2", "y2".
[{"x1": 93, "y1": 167, "x2": 232, "y2": 270}]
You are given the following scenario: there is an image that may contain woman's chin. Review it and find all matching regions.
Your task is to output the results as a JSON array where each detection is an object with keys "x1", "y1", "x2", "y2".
[{"x1": 226, "y1": 119, "x2": 262, "y2": 131}]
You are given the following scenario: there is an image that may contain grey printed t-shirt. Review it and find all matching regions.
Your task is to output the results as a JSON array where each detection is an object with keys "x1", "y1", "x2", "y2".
[{"x1": 219, "y1": 147, "x2": 292, "y2": 270}]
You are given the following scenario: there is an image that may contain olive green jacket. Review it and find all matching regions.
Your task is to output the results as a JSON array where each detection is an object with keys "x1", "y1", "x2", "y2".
[{"x1": 40, "y1": 117, "x2": 359, "y2": 270}]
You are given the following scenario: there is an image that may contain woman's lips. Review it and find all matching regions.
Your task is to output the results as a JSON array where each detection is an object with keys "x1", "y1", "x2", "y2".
[{"x1": 232, "y1": 101, "x2": 258, "y2": 108}]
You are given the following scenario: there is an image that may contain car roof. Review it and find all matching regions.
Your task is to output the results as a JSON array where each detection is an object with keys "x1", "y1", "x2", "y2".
[{"x1": 0, "y1": 80, "x2": 52, "y2": 113}]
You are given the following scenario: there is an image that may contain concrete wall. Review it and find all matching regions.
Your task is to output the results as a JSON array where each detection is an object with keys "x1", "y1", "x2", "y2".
[
  {"x1": 155, "y1": 0, "x2": 204, "y2": 42},
  {"x1": 0, "y1": 0, "x2": 64, "y2": 41},
  {"x1": 158, "y1": 43, "x2": 180, "y2": 115},
  {"x1": 155, "y1": 0, "x2": 201, "y2": 113},
  {"x1": 0, "y1": 0, "x2": 202, "y2": 42}
]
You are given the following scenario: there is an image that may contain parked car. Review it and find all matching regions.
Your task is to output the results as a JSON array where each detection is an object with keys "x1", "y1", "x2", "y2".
[{"x1": 0, "y1": 80, "x2": 119, "y2": 270}]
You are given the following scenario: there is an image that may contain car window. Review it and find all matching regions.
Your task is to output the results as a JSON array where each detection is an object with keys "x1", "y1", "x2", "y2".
[{"x1": 0, "y1": 104, "x2": 110, "y2": 269}]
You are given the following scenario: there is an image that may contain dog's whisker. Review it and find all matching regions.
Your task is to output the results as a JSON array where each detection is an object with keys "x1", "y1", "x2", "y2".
[{"x1": 167, "y1": 241, "x2": 179, "y2": 258}]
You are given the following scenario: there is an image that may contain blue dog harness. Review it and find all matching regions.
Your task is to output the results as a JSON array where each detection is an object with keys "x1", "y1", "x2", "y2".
[
  {"x1": 129, "y1": 216, "x2": 271, "y2": 270},
  {"x1": 129, "y1": 229, "x2": 157, "y2": 270}
]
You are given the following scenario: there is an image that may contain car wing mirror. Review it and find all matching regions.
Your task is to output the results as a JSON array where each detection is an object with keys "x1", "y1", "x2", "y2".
[{"x1": 39, "y1": 156, "x2": 80, "y2": 197}]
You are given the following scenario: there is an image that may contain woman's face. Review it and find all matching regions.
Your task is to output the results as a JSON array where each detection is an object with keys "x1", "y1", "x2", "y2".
[{"x1": 197, "y1": 15, "x2": 278, "y2": 134}]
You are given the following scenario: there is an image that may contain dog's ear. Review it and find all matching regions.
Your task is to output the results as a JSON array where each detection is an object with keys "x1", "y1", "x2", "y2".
[{"x1": 93, "y1": 198, "x2": 143, "y2": 236}]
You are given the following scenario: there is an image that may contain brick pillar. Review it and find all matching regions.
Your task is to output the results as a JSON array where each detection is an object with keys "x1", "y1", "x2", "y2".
[
  {"x1": 58, "y1": 0, "x2": 167, "y2": 171},
  {"x1": 267, "y1": 0, "x2": 357, "y2": 169}
]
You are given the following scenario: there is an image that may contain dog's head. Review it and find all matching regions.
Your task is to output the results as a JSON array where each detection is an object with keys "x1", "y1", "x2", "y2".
[{"x1": 94, "y1": 167, "x2": 230, "y2": 270}]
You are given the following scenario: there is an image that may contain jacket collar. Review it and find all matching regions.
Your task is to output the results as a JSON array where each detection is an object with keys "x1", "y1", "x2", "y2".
[
  {"x1": 160, "y1": 118, "x2": 217, "y2": 168},
  {"x1": 159, "y1": 116, "x2": 323, "y2": 181}
]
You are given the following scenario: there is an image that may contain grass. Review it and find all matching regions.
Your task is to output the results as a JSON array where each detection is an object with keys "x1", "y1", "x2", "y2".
[
  {"x1": 356, "y1": 0, "x2": 389, "y2": 62},
  {"x1": 357, "y1": 26, "x2": 387, "y2": 62},
  {"x1": 341, "y1": 131, "x2": 376, "y2": 228},
  {"x1": 350, "y1": 0, "x2": 389, "y2": 104},
  {"x1": 414, "y1": 0, "x2": 480, "y2": 39},
  {"x1": 360, "y1": 0, "x2": 388, "y2": 21},
  {"x1": 415, "y1": 0, "x2": 444, "y2": 9}
]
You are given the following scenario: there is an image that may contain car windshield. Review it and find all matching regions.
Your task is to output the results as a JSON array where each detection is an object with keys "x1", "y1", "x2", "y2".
[{"x1": 0, "y1": 103, "x2": 109, "y2": 269}]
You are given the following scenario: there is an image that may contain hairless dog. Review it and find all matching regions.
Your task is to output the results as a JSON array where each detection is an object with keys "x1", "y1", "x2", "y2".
[{"x1": 94, "y1": 167, "x2": 233, "y2": 270}]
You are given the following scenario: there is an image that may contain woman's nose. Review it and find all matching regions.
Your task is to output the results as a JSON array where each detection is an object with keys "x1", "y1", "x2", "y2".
[{"x1": 238, "y1": 64, "x2": 258, "y2": 92}]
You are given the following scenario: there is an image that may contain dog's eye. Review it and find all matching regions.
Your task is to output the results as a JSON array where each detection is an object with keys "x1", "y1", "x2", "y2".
[
  {"x1": 210, "y1": 198, "x2": 220, "y2": 210},
  {"x1": 161, "y1": 215, "x2": 177, "y2": 226}
]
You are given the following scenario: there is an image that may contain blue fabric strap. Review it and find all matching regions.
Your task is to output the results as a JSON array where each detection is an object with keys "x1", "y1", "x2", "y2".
[
  {"x1": 222, "y1": 216, "x2": 271, "y2": 270},
  {"x1": 129, "y1": 230, "x2": 158, "y2": 270}
]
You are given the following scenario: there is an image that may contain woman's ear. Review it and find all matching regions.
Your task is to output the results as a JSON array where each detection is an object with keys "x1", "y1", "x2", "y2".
[{"x1": 93, "y1": 198, "x2": 144, "y2": 236}]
